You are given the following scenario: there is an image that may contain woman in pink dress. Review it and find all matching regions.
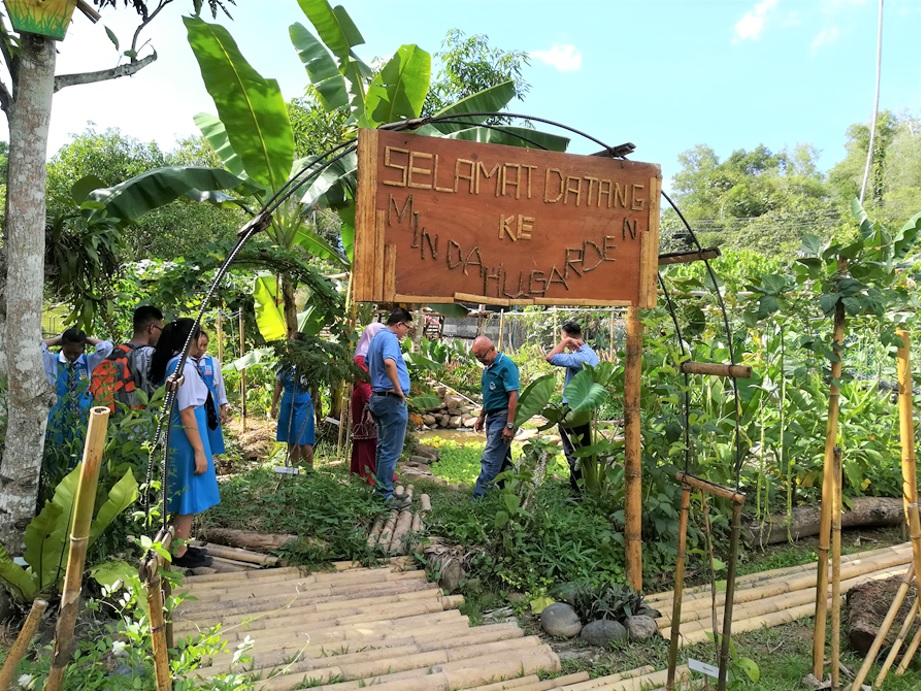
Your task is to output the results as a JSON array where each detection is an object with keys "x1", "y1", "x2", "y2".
[{"x1": 350, "y1": 322, "x2": 384, "y2": 482}]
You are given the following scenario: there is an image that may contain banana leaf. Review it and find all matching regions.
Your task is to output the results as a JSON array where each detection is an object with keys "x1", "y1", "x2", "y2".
[
  {"x1": 88, "y1": 166, "x2": 246, "y2": 223},
  {"x1": 289, "y1": 21, "x2": 349, "y2": 111},
  {"x1": 365, "y1": 44, "x2": 431, "y2": 126},
  {"x1": 300, "y1": 149, "x2": 358, "y2": 209},
  {"x1": 0, "y1": 543, "x2": 39, "y2": 603},
  {"x1": 292, "y1": 224, "x2": 349, "y2": 269},
  {"x1": 185, "y1": 16, "x2": 295, "y2": 193},
  {"x1": 253, "y1": 273, "x2": 287, "y2": 341},
  {"x1": 446, "y1": 125, "x2": 569, "y2": 152},
  {"x1": 408, "y1": 395, "x2": 442, "y2": 412},
  {"x1": 194, "y1": 112, "x2": 248, "y2": 181},
  {"x1": 230, "y1": 346, "x2": 275, "y2": 371},
  {"x1": 338, "y1": 204, "x2": 355, "y2": 264},
  {"x1": 428, "y1": 81, "x2": 517, "y2": 134},
  {"x1": 514, "y1": 373, "x2": 557, "y2": 428}
]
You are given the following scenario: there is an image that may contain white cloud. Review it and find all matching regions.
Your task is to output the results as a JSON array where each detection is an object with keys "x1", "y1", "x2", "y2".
[
  {"x1": 810, "y1": 26, "x2": 841, "y2": 53},
  {"x1": 530, "y1": 44, "x2": 582, "y2": 72},
  {"x1": 733, "y1": 0, "x2": 780, "y2": 43}
]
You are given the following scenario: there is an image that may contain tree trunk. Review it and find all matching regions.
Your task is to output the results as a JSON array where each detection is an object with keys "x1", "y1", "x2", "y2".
[
  {"x1": 281, "y1": 272, "x2": 297, "y2": 336},
  {"x1": 0, "y1": 34, "x2": 56, "y2": 553}
]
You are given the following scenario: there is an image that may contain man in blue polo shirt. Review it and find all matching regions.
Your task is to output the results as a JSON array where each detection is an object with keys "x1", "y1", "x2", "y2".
[
  {"x1": 546, "y1": 321, "x2": 600, "y2": 493},
  {"x1": 472, "y1": 335, "x2": 520, "y2": 498},
  {"x1": 366, "y1": 307, "x2": 414, "y2": 507}
]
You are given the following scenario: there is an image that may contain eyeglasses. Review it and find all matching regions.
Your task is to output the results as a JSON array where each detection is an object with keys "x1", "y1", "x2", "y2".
[
  {"x1": 400, "y1": 322, "x2": 413, "y2": 330},
  {"x1": 150, "y1": 324, "x2": 163, "y2": 333}
]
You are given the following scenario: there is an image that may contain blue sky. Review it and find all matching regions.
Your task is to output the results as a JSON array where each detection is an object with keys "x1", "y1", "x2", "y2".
[{"x1": 38, "y1": 0, "x2": 921, "y2": 184}]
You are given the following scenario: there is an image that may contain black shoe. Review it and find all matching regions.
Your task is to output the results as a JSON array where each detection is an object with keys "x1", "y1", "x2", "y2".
[
  {"x1": 186, "y1": 546, "x2": 209, "y2": 558},
  {"x1": 173, "y1": 550, "x2": 213, "y2": 568}
]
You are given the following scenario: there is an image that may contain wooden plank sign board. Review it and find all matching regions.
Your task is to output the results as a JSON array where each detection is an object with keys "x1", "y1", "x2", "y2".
[{"x1": 354, "y1": 128, "x2": 661, "y2": 307}]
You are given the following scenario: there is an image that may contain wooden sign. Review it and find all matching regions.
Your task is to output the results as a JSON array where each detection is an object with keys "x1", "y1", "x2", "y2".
[{"x1": 353, "y1": 128, "x2": 661, "y2": 307}]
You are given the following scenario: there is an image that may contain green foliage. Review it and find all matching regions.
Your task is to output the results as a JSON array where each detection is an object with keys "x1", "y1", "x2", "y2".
[{"x1": 549, "y1": 581, "x2": 657, "y2": 623}]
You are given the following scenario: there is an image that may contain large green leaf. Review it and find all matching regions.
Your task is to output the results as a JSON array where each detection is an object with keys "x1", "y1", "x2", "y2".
[
  {"x1": 300, "y1": 149, "x2": 358, "y2": 208},
  {"x1": 185, "y1": 16, "x2": 295, "y2": 193},
  {"x1": 89, "y1": 166, "x2": 246, "y2": 223},
  {"x1": 366, "y1": 44, "x2": 431, "y2": 126},
  {"x1": 289, "y1": 22, "x2": 349, "y2": 111},
  {"x1": 293, "y1": 225, "x2": 349, "y2": 269},
  {"x1": 24, "y1": 466, "x2": 80, "y2": 595},
  {"x1": 446, "y1": 125, "x2": 570, "y2": 152},
  {"x1": 338, "y1": 204, "x2": 355, "y2": 264},
  {"x1": 295, "y1": 0, "x2": 371, "y2": 120},
  {"x1": 0, "y1": 544, "x2": 38, "y2": 603},
  {"x1": 230, "y1": 346, "x2": 275, "y2": 370},
  {"x1": 194, "y1": 112, "x2": 247, "y2": 180},
  {"x1": 514, "y1": 373, "x2": 557, "y2": 428},
  {"x1": 253, "y1": 273, "x2": 287, "y2": 341},
  {"x1": 88, "y1": 469, "x2": 138, "y2": 546},
  {"x1": 429, "y1": 81, "x2": 517, "y2": 134}
]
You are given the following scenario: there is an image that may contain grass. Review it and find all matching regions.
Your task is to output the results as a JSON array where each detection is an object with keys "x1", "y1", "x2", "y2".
[{"x1": 422, "y1": 434, "x2": 569, "y2": 487}]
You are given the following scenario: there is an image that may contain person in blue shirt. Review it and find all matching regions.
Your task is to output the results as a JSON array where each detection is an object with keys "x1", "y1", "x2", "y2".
[
  {"x1": 42, "y1": 328, "x2": 113, "y2": 449},
  {"x1": 472, "y1": 336, "x2": 520, "y2": 498},
  {"x1": 366, "y1": 307, "x2": 414, "y2": 507},
  {"x1": 271, "y1": 332, "x2": 316, "y2": 468},
  {"x1": 546, "y1": 321, "x2": 600, "y2": 493},
  {"x1": 195, "y1": 330, "x2": 229, "y2": 456}
]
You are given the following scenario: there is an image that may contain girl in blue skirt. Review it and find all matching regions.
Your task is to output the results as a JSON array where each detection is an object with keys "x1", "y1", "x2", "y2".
[
  {"x1": 270, "y1": 333, "x2": 315, "y2": 468},
  {"x1": 150, "y1": 318, "x2": 220, "y2": 569}
]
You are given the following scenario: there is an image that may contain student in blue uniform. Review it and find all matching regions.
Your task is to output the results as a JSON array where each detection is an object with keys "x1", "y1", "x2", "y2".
[
  {"x1": 270, "y1": 332, "x2": 315, "y2": 468},
  {"x1": 195, "y1": 330, "x2": 229, "y2": 456},
  {"x1": 149, "y1": 318, "x2": 219, "y2": 569},
  {"x1": 42, "y1": 328, "x2": 113, "y2": 448}
]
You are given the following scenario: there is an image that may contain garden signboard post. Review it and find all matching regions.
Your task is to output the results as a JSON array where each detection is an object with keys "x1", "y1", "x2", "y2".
[{"x1": 354, "y1": 128, "x2": 662, "y2": 589}]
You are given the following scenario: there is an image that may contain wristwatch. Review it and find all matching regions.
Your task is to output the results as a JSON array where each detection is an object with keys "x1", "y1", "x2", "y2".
[{"x1": 506, "y1": 422, "x2": 514, "y2": 429}]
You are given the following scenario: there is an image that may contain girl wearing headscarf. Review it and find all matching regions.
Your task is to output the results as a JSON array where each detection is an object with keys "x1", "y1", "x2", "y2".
[
  {"x1": 350, "y1": 322, "x2": 384, "y2": 482},
  {"x1": 149, "y1": 318, "x2": 220, "y2": 569},
  {"x1": 271, "y1": 332, "x2": 316, "y2": 468}
]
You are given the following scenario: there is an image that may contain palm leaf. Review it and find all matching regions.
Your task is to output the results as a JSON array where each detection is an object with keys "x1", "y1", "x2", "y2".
[{"x1": 185, "y1": 16, "x2": 294, "y2": 193}]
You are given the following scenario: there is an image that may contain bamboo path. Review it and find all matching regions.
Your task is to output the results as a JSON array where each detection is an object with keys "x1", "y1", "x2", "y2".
[
  {"x1": 646, "y1": 541, "x2": 914, "y2": 648},
  {"x1": 174, "y1": 559, "x2": 564, "y2": 689}
]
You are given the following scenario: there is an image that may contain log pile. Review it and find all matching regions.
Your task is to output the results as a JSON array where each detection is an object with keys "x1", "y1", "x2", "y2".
[{"x1": 366, "y1": 485, "x2": 432, "y2": 556}]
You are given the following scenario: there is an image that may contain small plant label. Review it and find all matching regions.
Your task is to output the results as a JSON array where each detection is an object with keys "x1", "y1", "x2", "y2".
[
  {"x1": 273, "y1": 466, "x2": 299, "y2": 475},
  {"x1": 688, "y1": 659, "x2": 719, "y2": 679}
]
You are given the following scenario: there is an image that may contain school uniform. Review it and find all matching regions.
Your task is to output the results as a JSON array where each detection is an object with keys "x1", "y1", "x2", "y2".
[
  {"x1": 195, "y1": 354, "x2": 227, "y2": 455},
  {"x1": 42, "y1": 341, "x2": 114, "y2": 446},
  {"x1": 276, "y1": 367, "x2": 315, "y2": 446},
  {"x1": 166, "y1": 356, "x2": 220, "y2": 516}
]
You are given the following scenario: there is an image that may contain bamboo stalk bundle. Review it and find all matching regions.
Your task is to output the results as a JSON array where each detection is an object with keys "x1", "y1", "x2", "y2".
[
  {"x1": 420, "y1": 494, "x2": 432, "y2": 513},
  {"x1": 410, "y1": 512, "x2": 422, "y2": 533},
  {"x1": 209, "y1": 555, "x2": 256, "y2": 571},
  {"x1": 557, "y1": 665, "x2": 655, "y2": 689},
  {"x1": 183, "y1": 564, "x2": 424, "y2": 596},
  {"x1": 46, "y1": 406, "x2": 111, "y2": 691},
  {"x1": 367, "y1": 516, "x2": 385, "y2": 548},
  {"x1": 874, "y1": 596, "x2": 919, "y2": 686},
  {"x1": 377, "y1": 510, "x2": 400, "y2": 550},
  {"x1": 678, "y1": 362, "x2": 753, "y2": 379},
  {"x1": 388, "y1": 509, "x2": 414, "y2": 554},
  {"x1": 896, "y1": 616, "x2": 921, "y2": 675},
  {"x1": 200, "y1": 527, "x2": 297, "y2": 552},
  {"x1": 0, "y1": 599, "x2": 48, "y2": 690},
  {"x1": 198, "y1": 542, "x2": 279, "y2": 566}
]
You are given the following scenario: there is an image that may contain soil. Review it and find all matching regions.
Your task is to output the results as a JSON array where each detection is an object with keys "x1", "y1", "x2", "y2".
[{"x1": 846, "y1": 574, "x2": 916, "y2": 655}]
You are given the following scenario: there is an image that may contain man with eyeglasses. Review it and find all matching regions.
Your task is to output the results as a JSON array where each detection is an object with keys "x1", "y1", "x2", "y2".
[
  {"x1": 471, "y1": 335, "x2": 520, "y2": 498},
  {"x1": 366, "y1": 307, "x2": 415, "y2": 508},
  {"x1": 127, "y1": 305, "x2": 165, "y2": 398}
]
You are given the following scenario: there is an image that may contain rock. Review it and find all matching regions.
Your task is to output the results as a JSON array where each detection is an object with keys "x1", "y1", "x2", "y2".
[
  {"x1": 540, "y1": 603, "x2": 582, "y2": 638},
  {"x1": 438, "y1": 558, "x2": 464, "y2": 594},
  {"x1": 626, "y1": 615, "x2": 658, "y2": 641},
  {"x1": 581, "y1": 619, "x2": 628, "y2": 647},
  {"x1": 445, "y1": 395, "x2": 464, "y2": 410},
  {"x1": 438, "y1": 414, "x2": 451, "y2": 427},
  {"x1": 449, "y1": 415, "x2": 463, "y2": 427},
  {"x1": 422, "y1": 415, "x2": 437, "y2": 426},
  {"x1": 507, "y1": 592, "x2": 528, "y2": 604},
  {"x1": 410, "y1": 455, "x2": 433, "y2": 465},
  {"x1": 414, "y1": 443, "x2": 440, "y2": 459},
  {"x1": 463, "y1": 416, "x2": 478, "y2": 428}
]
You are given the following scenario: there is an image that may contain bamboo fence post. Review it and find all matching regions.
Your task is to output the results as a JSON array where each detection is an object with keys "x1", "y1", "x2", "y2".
[
  {"x1": 898, "y1": 329, "x2": 917, "y2": 516},
  {"x1": 666, "y1": 484, "x2": 692, "y2": 691},
  {"x1": 896, "y1": 615, "x2": 921, "y2": 675},
  {"x1": 624, "y1": 305, "x2": 643, "y2": 591},
  {"x1": 875, "y1": 597, "x2": 919, "y2": 686},
  {"x1": 142, "y1": 558, "x2": 172, "y2": 691},
  {"x1": 239, "y1": 310, "x2": 247, "y2": 432},
  {"x1": 850, "y1": 564, "x2": 914, "y2": 690},
  {"x1": 609, "y1": 307, "x2": 615, "y2": 362},
  {"x1": 45, "y1": 406, "x2": 111, "y2": 691},
  {"x1": 717, "y1": 500, "x2": 744, "y2": 691},
  {"x1": 339, "y1": 278, "x2": 358, "y2": 458},
  {"x1": 813, "y1": 285, "x2": 846, "y2": 680},
  {"x1": 0, "y1": 599, "x2": 48, "y2": 690},
  {"x1": 831, "y1": 448, "x2": 842, "y2": 690}
]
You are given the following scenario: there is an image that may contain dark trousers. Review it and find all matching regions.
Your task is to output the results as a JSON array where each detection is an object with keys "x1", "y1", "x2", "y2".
[{"x1": 560, "y1": 423, "x2": 591, "y2": 493}]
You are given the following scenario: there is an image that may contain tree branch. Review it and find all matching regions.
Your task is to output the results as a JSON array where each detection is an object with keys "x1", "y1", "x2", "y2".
[{"x1": 53, "y1": 52, "x2": 156, "y2": 93}]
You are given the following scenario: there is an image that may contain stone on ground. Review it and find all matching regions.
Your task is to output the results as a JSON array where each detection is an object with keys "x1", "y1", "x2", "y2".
[
  {"x1": 581, "y1": 619, "x2": 628, "y2": 647},
  {"x1": 540, "y1": 603, "x2": 583, "y2": 638}
]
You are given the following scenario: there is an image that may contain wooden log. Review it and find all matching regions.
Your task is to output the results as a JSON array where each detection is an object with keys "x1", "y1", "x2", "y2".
[
  {"x1": 679, "y1": 361, "x2": 752, "y2": 379},
  {"x1": 209, "y1": 555, "x2": 256, "y2": 571},
  {"x1": 377, "y1": 510, "x2": 399, "y2": 551},
  {"x1": 658, "y1": 247, "x2": 721, "y2": 266},
  {"x1": 367, "y1": 516, "x2": 385, "y2": 548},
  {"x1": 420, "y1": 494, "x2": 432, "y2": 513},
  {"x1": 201, "y1": 542, "x2": 279, "y2": 566},
  {"x1": 200, "y1": 527, "x2": 297, "y2": 552},
  {"x1": 471, "y1": 675, "x2": 542, "y2": 691},
  {"x1": 410, "y1": 512, "x2": 422, "y2": 533},
  {"x1": 388, "y1": 509, "x2": 414, "y2": 555},
  {"x1": 745, "y1": 496, "x2": 907, "y2": 545},
  {"x1": 0, "y1": 599, "x2": 48, "y2": 690},
  {"x1": 558, "y1": 665, "x2": 656, "y2": 690},
  {"x1": 46, "y1": 407, "x2": 110, "y2": 691}
]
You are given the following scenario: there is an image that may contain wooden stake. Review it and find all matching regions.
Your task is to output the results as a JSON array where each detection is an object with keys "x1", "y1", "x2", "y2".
[
  {"x1": 609, "y1": 307, "x2": 616, "y2": 362},
  {"x1": 666, "y1": 485, "x2": 692, "y2": 690},
  {"x1": 898, "y1": 329, "x2": 917, "y2": 515},
  {"x1": 624, "y1": 305, "x2": 643, "y2": 591},
  {"x1": 45, "y1": 407, "x2": 111, "y2": 691},
  {"x1": 896, "y1": 614, "x2": 921, "y2": 675},
  {"x1": 143, "y1": 559, "x2": 172, "y2": 691},
  {"x1": 814, "y1": 286, "x2": 846, "y2": 681},
  {"x1": 831, "y1": 448, "x2": 842, "y2": 690},
  {"x1": 717, "y1": 501, "x2": 744, "y2": 691},
  {"x1": 0, "y1": 599, "x2": 48, "y2": 690},
  {"x1": 875, "y1": 597, "x2": 919, "y2": 686},
  {"x1": 239, "y1": 310, "x2": 247, "y2": 433}
]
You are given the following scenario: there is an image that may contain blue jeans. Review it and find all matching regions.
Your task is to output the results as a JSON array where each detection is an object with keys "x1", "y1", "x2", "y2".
[
  {"x1": 367, "y1": 395, "x2": 407, "y2": 500},
  {"x1": 473, "y1": 410, "x2": 513, "y2": 498}
]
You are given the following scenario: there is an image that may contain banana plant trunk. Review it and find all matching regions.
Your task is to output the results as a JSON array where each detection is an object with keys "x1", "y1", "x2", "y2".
[{"x1": 281, "y1": 272, "x2": 298, "y2": 336}]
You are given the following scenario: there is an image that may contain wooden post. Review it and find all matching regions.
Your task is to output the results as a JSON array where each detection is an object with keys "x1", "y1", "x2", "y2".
[
  {"x1": 831, "y1": 447, "x2": 842, "y2": 690},
  {"x1": 813, "y1": 283, "x2": 846, "y2": 680},
  {"x1": 497, "y1": 309, "x2": 505, "y2": 351},
  {"x1": 609, "y1": 307, "x2": 616, "y2": 362},
  {"x1": 898, "y1": 329, "x2": 917, "y2": 515},
  {"x1": 624, "y1": 305, "x2": 643, "y2": 590},
  {"x1": 717, "y1": 501, "x2": 744, "y2": 691},
  {"x1": 239, "y1": 310, "x2": 247, "y2": 433},
  {"x1": 666, "y1": 485, "x2": 692, "y2": 691},
  {"x1": 45, "y1": 406, "x2": 111, "y2": 691},
  {"x1": 0, "y1": 599, "x2": 48, "y2": 689},
  {"x1": 143, "y1": 559, "x2": 172, "y2": 691}
]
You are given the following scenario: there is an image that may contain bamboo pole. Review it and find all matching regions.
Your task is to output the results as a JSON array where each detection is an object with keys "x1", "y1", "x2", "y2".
[
  {"x1": 676, "y1": 471, "x2": 745, "y2": 505},
  {"x1": 624, "y1": 305, "x2": 643, "y2": 590},
  {"x1": 239, "y1": 310, "x2": 247, "y2": 432},
  {"x1": 875, "y1": 597, "x2": 919, "y2": 686},
  {"x1": 0, "y1": 599, "x2": 48, "y2": 690},
  {"x1": 497, "y1": 309, "x2": 505, "y2": 351},
  {"x1": 898, "y1": 329, "x2": 917, "y2": 516},
  {"x1": 813, "y1": 286, "x2": 847, "y2": 680},
  {"x1": 831, "y1": 448, "x2": 842, "y2": 690},
  {"x1": 666, "y1": 485, "x2": 692, "y2": 691},
  {"x1": 143, "y1": 559, "x2": 172, "y2": 691},
  {"x1": 850, "y1": 564, "x2": 914, "y2": 690},
  {"x1": 717, "y1": 501, "x2": 744, "y2": 691},
  {"x1": 216, "y1": 310, "x2": 223, "y2": 364},
  {"x1": 45, "y1": 407, "x2": 111, "y2": 691},
  {"x1": 678, "y1": 362, "x2": 752, "y2": 379},
  {"x1": 896, "y1": 615, "x2": 921, "y2": 675}
]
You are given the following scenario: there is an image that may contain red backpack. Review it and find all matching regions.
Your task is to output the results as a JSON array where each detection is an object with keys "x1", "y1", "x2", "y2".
[{"x1": 91, "y1": 344, "x2": 140, "y2": 412}]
